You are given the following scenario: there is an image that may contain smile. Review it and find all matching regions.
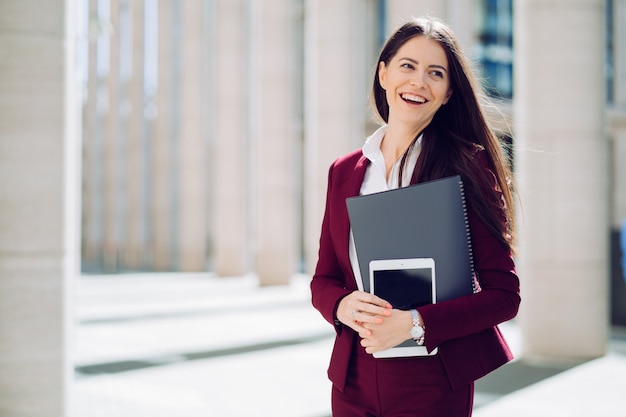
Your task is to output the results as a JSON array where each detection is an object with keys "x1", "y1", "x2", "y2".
[{"x1": 400, "y1": 93, "x2": 427, "y2": 104}]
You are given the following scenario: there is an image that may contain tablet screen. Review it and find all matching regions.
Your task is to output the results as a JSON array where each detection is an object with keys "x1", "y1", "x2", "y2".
[{"x1": 373, "y1": 267, "x2": 433, "y2": 310}]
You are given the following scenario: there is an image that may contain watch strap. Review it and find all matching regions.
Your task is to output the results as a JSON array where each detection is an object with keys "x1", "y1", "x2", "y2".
[{"x1": 410, "y1": 309, "x2": 425, "y2": 346}]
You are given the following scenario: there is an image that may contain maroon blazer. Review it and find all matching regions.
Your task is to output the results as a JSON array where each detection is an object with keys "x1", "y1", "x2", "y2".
[{"x1": 311, "y1": 148, "x2": 521, "y2": 392}]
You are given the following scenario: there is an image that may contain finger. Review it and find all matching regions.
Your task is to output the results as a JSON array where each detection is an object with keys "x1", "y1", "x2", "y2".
[
  {"x1": 337, "y1": 293, "x2": 363, "y2": 325},
  {"x1": 357, "y1": 292, "x2": 392, "y2": 309},
  {"x1": 339, "y1": 291, "x2": 390, "y2": 326},
  {"x1": 355, "y1": 310, "x2": 384, "y2": 324},
  {"x1": 356, "y1": 302, "x2": 392, "y2": 319},
  {"x1": 350, "y1": 322, "x2": 371, "y2": 336},
  {"x1": 360, "y1": 338, "x2": 380, "y2": 354}
]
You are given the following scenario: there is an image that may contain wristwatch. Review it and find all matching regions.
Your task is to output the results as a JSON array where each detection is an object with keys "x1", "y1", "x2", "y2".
[{"x1": 409, "y1": 309, "x2": 425, "y2": 346}]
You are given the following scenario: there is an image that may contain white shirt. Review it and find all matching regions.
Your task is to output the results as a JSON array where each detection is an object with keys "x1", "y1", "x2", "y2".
[{"x1": 349, "y1": 125, "x2": 423, "y2": 291}]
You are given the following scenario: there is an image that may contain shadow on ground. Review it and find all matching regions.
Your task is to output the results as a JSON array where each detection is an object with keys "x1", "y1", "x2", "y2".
[{"x1": 476, "y1": 357, "x2": 586, "y2": 397}]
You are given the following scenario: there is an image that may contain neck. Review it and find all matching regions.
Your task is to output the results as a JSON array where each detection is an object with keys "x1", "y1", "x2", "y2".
[
  {"x1": 380, "y1": 123, "x2": 423, "y2": 182},
  {"x1": 381, "y1": 123, "x2": 423, "y2": 162}
]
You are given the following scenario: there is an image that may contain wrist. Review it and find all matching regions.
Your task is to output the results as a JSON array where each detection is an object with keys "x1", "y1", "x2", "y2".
[
  {"x1": 409, "y1": 309, "x2": 426, "y2": 345},
  {"x1": 404, "y1": 310, "x2": 413, "y2": 331},
  {"x1": 333, "y1": 295, "x2": 348, "y2": 326}
]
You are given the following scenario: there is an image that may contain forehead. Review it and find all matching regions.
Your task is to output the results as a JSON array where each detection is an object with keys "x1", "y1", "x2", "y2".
[{"x1": 393, "y1": 36, "x2": 448, "y2": 67}]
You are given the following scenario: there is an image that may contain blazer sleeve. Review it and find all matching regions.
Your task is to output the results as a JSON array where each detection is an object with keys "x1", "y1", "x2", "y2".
[
  {"x1": 418, "y1": 161, "x2": 521, "y2": 351},
  {"x1": 310, "y1": 161, "x2": 353, "y2": 330}
]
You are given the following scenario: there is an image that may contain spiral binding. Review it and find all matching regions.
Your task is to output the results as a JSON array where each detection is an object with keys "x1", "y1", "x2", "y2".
[{"x1": 458, "y1": 179, "x2": 478, "y2": 294}]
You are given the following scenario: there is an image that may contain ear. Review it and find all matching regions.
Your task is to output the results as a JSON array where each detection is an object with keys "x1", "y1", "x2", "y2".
[
  {"x1": 443, "y1": 89, "x2": 453, "y2": 105},
  {"x1": 378, "y1": 61, "x2": 387, "y2": 90}
]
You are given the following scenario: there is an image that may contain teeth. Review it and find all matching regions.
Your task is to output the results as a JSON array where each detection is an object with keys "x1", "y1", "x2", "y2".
[{"x1": 401, "y1": 93, "x2": 426, "y2": 103}]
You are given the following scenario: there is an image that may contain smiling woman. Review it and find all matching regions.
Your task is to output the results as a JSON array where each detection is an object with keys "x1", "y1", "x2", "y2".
[
  {"x1": 311, "y1": 16, "x2": 520, "y2": 417},
  {"x1": 377, "y1": 36, "x2": 453, "y2": 145}
]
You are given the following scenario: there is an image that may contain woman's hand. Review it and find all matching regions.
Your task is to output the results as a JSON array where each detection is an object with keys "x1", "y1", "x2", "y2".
[
  {"x1": 360, "y1": 309, "x2": 413, "y2": 354},
  {"x1": 337, "y1": 291, "x2": 392, "y2": 336}
]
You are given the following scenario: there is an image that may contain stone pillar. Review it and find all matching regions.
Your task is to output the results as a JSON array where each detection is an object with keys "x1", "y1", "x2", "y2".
[
  {"x1": 178, "y1": 0, "x2": 208, "y2": 271},
  {"x1": 152, "y1": 0, "x2": 176, "y2": 270},
  {"x1": 303, "y1": 0, "x2": 373, "y2": 275},
  {"x1": 445, "y1": 0, "x2": 475, "y2": 50},
  {"x1": 0, "y1": 0, "x2": 79, "y2": 415},
  {"x1": 251, "y1": 0, "x2": 297, "y2": 285},
  {"x1": 514, "y1": 0, "x2": 608, "y2": 359},
  {"x1": 385, "y1": 0, "x2": 475, "y2": 54},
  {"x1": 81, "y1": 0, "x2": 102, "y2": 269},
  {"x1": 385, "y1": 0, "x2": 446, "y2": 35},
  {"x1": 125, "y1": 0, "x2": 147, "y2": 269},
  {"x1": 212, "y1": 0, "x2": 249, "y2": 276},
  {"x1": 103, "y1": 0, "x2": 121, "y2": 271}
]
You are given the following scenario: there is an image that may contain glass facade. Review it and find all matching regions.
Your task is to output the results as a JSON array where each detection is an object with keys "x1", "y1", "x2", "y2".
[{"x1": 476, "y1": 0, "x2": 514, "y2": 99}]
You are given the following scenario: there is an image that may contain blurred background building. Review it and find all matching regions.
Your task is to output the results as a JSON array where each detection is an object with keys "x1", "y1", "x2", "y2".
[
  {"x1": 79, "y1": 0, "x2": 517, "y2": 280},
  {"x1": 1, "y1": 0, "x2": 625, "y2": 416}
]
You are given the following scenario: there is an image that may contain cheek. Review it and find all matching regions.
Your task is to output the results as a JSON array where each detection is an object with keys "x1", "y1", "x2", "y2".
[{"x1": 435, "y1": 85, "x2": 451, "y2": 102}]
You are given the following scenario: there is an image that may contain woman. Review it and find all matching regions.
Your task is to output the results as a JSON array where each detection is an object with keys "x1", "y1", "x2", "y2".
[{"x1": 310, "y1": 17, "x2": 520, "y2": 416}]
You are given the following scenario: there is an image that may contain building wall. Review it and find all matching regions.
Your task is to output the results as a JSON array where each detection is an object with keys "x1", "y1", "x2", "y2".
[{"x1": 0, "y1": 1, "x2": 80, "y2": 416}]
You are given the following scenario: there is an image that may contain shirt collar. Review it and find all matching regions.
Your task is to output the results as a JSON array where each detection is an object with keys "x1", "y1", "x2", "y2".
[
  {"x1": 362, "y1": 125, "x2": 387, "y2": 162},
  {"x1": 362, "y1": 125, "x2": 424, "y2": 163}
]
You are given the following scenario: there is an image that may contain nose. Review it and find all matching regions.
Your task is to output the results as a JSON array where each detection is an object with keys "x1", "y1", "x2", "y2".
[{"x1": 410, "y1": 72, "x2": 425, "y2": 88}]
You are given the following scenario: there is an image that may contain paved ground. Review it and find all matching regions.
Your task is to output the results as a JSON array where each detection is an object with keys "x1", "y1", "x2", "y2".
[{"x1": 71, "y1": 273, "x2": 626, "y2": 417}]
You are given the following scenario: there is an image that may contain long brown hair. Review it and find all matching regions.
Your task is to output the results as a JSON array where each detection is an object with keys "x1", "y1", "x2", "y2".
[{"x1": 372, "y1": 17, "x2": 516, "y2": 251}]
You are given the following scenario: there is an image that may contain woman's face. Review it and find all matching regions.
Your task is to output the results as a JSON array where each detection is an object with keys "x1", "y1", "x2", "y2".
[{"x1": 378, "y1": 35, "x2": 452, "y2": 130}]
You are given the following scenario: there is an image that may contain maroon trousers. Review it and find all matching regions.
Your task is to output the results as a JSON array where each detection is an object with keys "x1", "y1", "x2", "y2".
[{"x1": 331, "y1": 342, "x2": 474, "y2": 417}]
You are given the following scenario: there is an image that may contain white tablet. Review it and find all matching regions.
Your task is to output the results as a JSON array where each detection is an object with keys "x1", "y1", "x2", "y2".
[{"x1": 369, "y1": 258, "x2": 437, "y2": 358}]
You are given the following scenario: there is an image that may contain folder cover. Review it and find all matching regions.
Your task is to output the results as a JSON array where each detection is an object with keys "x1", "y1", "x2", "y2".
[{"x1": 346, "y1": 175, "x2": 475, "y2": 301}]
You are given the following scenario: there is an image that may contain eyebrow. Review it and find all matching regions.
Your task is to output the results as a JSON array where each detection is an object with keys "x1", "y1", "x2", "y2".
[{"x1": 399, "y1": 57, "x2": 448, "y2": 73}]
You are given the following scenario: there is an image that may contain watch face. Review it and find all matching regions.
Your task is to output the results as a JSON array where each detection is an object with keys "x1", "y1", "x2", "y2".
[{"x1": 410, "y1": 326, "x2": 424, "y2": 339}]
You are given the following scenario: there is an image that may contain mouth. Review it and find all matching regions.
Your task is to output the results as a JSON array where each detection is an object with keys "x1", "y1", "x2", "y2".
[{"x1": 400, "y1": 93, "x2": 427, "y2": 104}]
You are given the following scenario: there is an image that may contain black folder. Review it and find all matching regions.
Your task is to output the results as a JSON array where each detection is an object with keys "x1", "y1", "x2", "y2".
[{"x1": 346, "y1": 175, "x2": 475, "y2": 301}]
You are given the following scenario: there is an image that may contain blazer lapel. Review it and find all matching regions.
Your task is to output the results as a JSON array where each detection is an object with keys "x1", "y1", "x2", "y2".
[{"x1": 333, "y1": 154, "x2": 369, "y2": 283}]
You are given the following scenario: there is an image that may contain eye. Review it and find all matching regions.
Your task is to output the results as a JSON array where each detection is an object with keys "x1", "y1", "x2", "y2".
[
  {"x1": 429, "y1": 70, "x2": 444, "y2": 78},
  {"x1": 401, "y1": 62, "x2": 415, "y2": 70}
]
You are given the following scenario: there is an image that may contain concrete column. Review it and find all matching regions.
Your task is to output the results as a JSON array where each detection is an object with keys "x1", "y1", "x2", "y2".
[
  {"x1": 212, "y1": 0, "x2": 249, "y2": 276},
  {"x1": 385, "y1": 0, "x2": 446, "y2": 35},
  {"x1": 125, "y1": 0, "x2": 147, "y2": 269},
  {"x1": 445, "y1": 0, "x2": 476, "y2": 50},
  {"x1": 0, "y1": 0, "x2": 79, "y2": 416},
  {"x1": 103, "y1": 0, "x2": 121, "y2": 271},
  {"x1": 514, "y1": 0, "x2": 608, "y2": 359},
  {"x1": 251, "y1": 0, "x2": 297, "y2": 285},
  {"x1": 152, "y1": 0, "x2": 175, "y2": 270},
  {"x1": 82, "y1": 0, "x2": 102, "y2": 269},
  {"x1": 178, "y1": 0, "x2": 207, "y2": 271},
  {"x1": 385, "y1": 0, "x2": 475, "y2": 54},
  {"x1": 303, "y1": 1, "x2": 372, "y2": 275}
]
